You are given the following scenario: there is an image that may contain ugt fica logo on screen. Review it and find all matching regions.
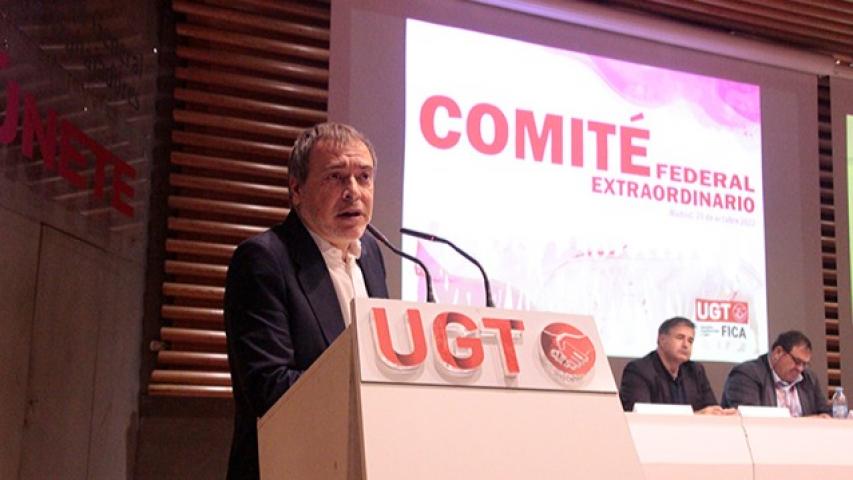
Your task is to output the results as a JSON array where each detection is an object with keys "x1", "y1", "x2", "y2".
[
  {"x1": 695, "y1": 298, "x2": 749, "y2": 324},
  {"x1": 539, "y1": 323, "x2": 596, "y2": 385}
]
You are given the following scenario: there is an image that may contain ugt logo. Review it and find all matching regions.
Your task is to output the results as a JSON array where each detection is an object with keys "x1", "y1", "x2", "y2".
[{"x1": 695, "y1": 299, "x2": 749, "y2": 324}]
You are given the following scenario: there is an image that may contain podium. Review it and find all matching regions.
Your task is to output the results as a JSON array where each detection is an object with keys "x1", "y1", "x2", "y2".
[{"x1": 257, "y1": 299, "x2": 645, "y2": 479}]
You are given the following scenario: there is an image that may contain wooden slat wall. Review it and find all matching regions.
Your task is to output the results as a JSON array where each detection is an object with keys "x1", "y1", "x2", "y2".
[
  {"x1": 819, "y1": 78, "x2": 842, "y2": 393},
  {"x1": 148, "y1": 0, "x2": 328, "y2": 398},
  {"x1": 604, "y1": 0, "x2": 853, "y2": 60},
  {"x1": 149, "y1": 0, "x2": 852, "y2": 397}
]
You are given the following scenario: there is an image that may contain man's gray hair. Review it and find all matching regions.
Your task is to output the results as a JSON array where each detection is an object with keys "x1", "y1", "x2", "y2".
[
  {"x1": 658, "y1": 316, "x2": 695, "y2": 336},
  {"x1": 288, "y1": 122, "x2": 377, "y2": 186}
]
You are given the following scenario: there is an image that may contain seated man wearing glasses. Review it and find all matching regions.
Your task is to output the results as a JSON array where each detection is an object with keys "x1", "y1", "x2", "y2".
[{"x1": 721, "y1": 330, "x2": 831, "y2": 417}]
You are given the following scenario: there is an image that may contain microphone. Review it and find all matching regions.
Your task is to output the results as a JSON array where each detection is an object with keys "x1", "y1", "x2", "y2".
[
  {"x1": 400, "y1": 227, "x2": 495, "y2": 308},
  {"x1": 366, "y1": 224, "x2": 435, "y2": 303}
]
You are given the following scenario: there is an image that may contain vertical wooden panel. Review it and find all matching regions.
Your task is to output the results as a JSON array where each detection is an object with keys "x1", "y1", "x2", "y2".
[
  {"x1": 134, "y1": 410, "x2": 232, "y2": 479},
  {"x1": 0, "y1": 207, "x2": 40, "y2": 480},
  {"x1": 818, "y1": 77, "x2": 841, "y2": 391},
  {"x1": 19, "y1": 227, "x2": 104, "y2": 480},
  {"x1": 87, "y1": 257, "x2": 145, "y2": 480}
]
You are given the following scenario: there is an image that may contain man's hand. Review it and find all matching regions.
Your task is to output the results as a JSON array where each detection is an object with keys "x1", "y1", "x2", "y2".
[{"x1": 696, "y1": 405, "x2": 737, "y2": 416}]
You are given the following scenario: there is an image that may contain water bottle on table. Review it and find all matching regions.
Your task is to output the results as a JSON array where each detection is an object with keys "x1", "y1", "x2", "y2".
[{"x1": 831, "y1": 386, "x2": 848, "y2": 419}]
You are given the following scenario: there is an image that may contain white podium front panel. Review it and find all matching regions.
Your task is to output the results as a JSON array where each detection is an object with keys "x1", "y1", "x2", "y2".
[
  {"x1": 742, "y1": 416, "x2": 853, "y2": 480},
  {"x1": 359, "y1": 383, "x2": 642, "y2": 480},
  {"x1": 626, "y1": 412, "x2": 853, "y2": 480},
  {"x1": 626, "y1": 412, "x2": 752, "y2": 480}
]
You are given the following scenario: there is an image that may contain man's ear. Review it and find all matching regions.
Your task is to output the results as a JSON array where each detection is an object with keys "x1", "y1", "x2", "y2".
[
  {"x1": 770, "y1": 345, "x2": 783, "y2": 357},
  {"x1": 289, "y1": 178, "x2": 301, "y2": 206}
]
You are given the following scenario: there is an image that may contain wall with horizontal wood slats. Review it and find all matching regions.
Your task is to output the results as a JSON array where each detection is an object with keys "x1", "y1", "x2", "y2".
[
  {"x1": 605, "y1": 0, "x2": 853, "y2": 61},
  {"x1": 148, "y1": 0, "x2": 329, "y2": 398},
  {"x1": 819, "y1": 77, "x2": 842, "y2": 395}
]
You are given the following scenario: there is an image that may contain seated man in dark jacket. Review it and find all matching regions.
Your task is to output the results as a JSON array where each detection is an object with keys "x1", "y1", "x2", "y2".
[
  {"x1": 721, "y1": 330, "x2": 830, "y2": 417},
  {"x1": 620, "y1": 317, "x2": 733, "y2": 414}
]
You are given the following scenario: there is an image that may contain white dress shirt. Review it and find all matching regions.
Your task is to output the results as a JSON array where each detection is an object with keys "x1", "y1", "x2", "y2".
[
  {"x1": 306, "y1": 229, "x2": 369, "y2": 326},
  {"x1": 770, "y1": 361, "x2": 804, "y2": 417}
]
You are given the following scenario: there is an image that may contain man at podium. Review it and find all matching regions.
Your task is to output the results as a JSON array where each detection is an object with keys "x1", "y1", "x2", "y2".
[
  {"x1": 223, "y1": 122, "x2": 390, "y2": 480},
  {"x1": 620, "y1": 317, "x2": 733, "y2": 414}
]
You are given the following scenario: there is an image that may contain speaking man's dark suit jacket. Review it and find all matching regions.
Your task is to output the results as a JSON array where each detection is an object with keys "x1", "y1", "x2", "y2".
[
  {"x1": 223, "y1": 212, "x2": 389, "y2": 480},
  {"x1": 720, "y1": 353, "x2": 830, "y2": 415},
  {"x1": 619, "y1": 351, "x2": 718, "y2": 411}
]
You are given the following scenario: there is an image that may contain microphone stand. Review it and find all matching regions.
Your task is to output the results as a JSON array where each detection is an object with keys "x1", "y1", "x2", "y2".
[
  {"x1": 366, "y1": 224, "x2": 436, "y2": 303},
  {"x1": 400, "y1": 227, "x2": 495, "y2": 308}
]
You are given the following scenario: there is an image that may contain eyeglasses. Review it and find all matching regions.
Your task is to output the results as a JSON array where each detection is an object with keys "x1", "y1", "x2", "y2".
[{"x1": 786, "y1": 350, "x2": 810, "y2": 369}]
